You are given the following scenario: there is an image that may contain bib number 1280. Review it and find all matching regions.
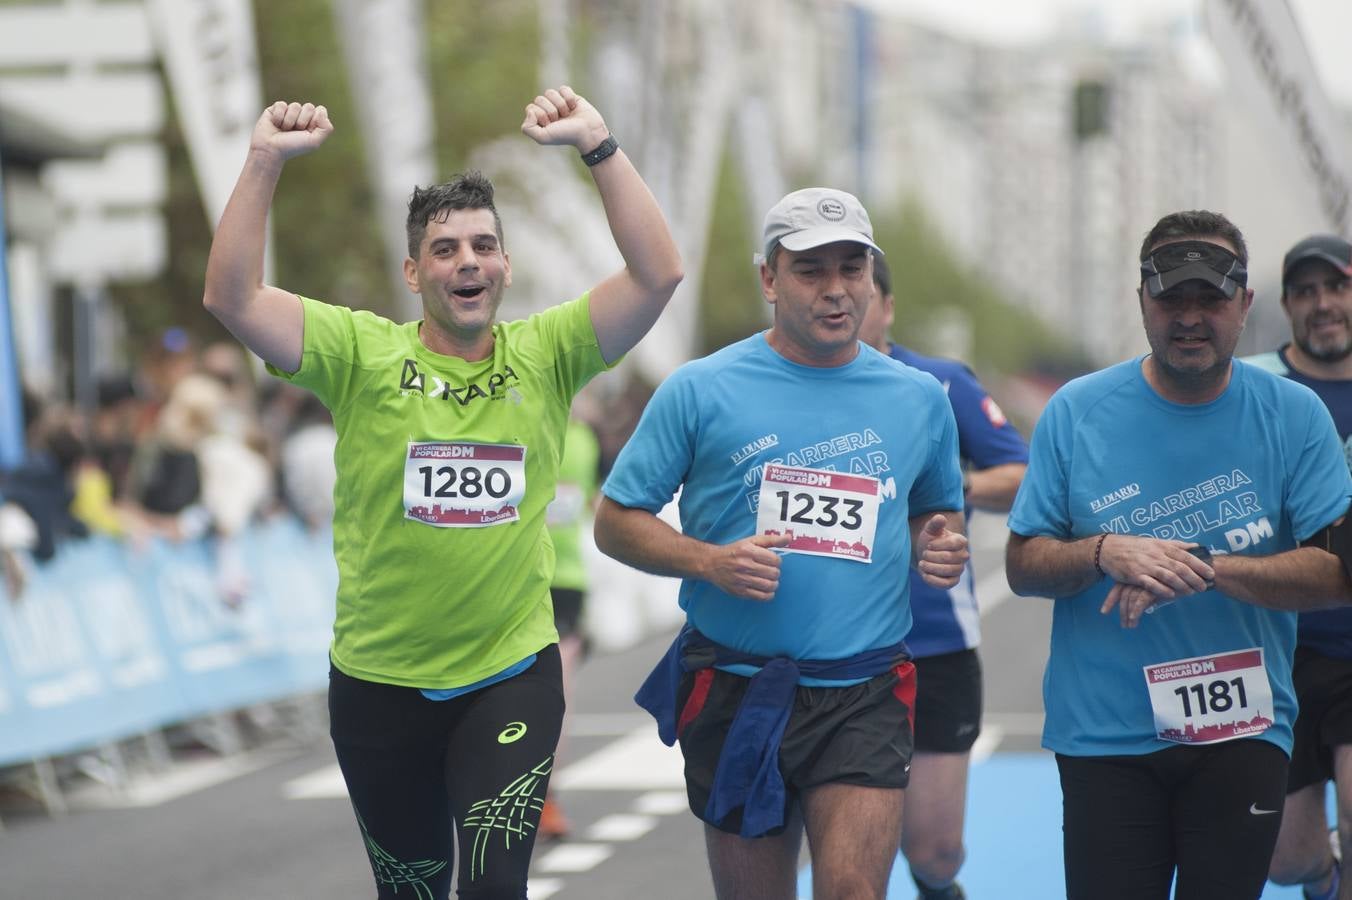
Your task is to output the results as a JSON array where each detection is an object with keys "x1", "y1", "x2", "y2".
[
  {"x1": 418, "y1": 464, "x2": 512, "y2": 500},
  {"x1": 404, "y1": 441, "x2": 526, "y2": 528}
]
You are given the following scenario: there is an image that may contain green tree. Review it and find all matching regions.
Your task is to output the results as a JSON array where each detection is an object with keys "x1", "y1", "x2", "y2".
[
  {"x1": 424, "y1": 1, "x2": 542, "y2": 176},
  {"x1": 112, "y1": 0, "x2": 387, "y2": 353}
]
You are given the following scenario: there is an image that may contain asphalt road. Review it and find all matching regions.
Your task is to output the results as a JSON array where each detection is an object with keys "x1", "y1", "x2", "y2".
[{"x1": 0, "y1": 516, "x2": 1057, "y2": 900}]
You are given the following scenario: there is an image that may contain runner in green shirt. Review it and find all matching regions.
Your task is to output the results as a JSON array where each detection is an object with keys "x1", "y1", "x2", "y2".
[
  {"x1": 203, "y1": 86, "x2": 682, "y2": 900},
  {"x1": 539, "y1": 412, "x2": 602, "y2": 838}
]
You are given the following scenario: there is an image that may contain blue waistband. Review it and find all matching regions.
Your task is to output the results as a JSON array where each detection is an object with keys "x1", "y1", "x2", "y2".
[{"x1": 634, "y1": 626, "x2": 909, "y2": 837}]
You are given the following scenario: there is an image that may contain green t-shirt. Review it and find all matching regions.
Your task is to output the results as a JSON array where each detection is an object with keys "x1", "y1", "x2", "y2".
[
  {"x1": 545, "y1": 418, "x2": 601, "y2": 592},
  {"x1": 270, "y1": 294, "x2": 611, "y2": 688}
]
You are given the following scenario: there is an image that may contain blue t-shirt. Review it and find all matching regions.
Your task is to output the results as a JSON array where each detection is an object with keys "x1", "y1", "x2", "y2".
[
  {"x1": 1247, "y1": 347, "x2": 1352, "y2": 659},
  {"x1": 887, "y1": 344, "x2": 1030, "y2": 657},
  {"x1": 604, "y1": 334, "x2": 964, "y2": 682},
  {"x1": 1008, "y1": 357, "x2": 1352, "y2": 757}
]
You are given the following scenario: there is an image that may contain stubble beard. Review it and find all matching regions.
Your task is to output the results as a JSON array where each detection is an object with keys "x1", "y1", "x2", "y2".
[{"x1": 1298, "y1": 320, "x2": 1352, "y2": 364}]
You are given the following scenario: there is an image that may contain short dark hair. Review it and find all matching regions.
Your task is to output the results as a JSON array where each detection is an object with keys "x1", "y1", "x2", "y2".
[
  {"x1": 871, "y1": 252, "x2": 891, "y2": 297},
  {"x1": 1138, "y1": 210, "x2": 1248, "y2": 267},
  {"x1": 405, "y1": 171, "x2": 504, "y2": 259},
  {"x1": 764, "y1": 243, "x2": 783, "y2": 272}
]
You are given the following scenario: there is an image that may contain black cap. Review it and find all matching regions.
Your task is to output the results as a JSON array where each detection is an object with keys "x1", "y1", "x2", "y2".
[
  {"x1": 1281, "y1": 234, "x2": 1352, "y2": 285},
  {"x1": 1140, "y1": 240, "x2": 1248, "y2": 297}
]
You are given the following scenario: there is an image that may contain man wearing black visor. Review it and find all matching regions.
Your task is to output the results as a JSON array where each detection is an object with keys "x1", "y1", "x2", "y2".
[{"x1": 1005, "y1": 210, "x2": 1352, "y2": 899}]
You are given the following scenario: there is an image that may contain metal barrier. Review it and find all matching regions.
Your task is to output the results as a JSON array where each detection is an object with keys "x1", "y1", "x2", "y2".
[{"x1": 0, "y1": 518, "x2": 337, "y2": 788}]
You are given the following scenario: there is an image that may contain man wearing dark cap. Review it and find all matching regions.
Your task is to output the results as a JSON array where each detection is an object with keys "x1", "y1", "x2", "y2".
[
  {"x1": 595, "y1": 187, "x2": 970, "y2": 899},
  {"x1": 1005, "y1": 210, "x2": 1352, "y2": 899},
  {"x1": 1250, "y1": 234, "x2": 1352, "y2": 900}
]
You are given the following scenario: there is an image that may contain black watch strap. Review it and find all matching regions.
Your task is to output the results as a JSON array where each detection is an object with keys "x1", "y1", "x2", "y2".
[
  {"x1": 1186, "y1": 545, "x2": 1216, "y2": 589},
  {"x1": 581, "y1": 134, "x2": 619, "y2": 167}
]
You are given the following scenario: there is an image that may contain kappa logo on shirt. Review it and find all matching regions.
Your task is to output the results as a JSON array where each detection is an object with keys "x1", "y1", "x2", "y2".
[{"x1": 398, "y1": 359, "x2": 523, "y2": 407}]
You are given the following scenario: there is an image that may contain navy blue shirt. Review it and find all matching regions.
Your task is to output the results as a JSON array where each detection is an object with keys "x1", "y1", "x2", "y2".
[
  {"x1": 1247, "y1": 347, "x2": 1352, "y2": 659},
  {"x1": 887, "y1": 344, "x2": 1029, "y2": 657}
]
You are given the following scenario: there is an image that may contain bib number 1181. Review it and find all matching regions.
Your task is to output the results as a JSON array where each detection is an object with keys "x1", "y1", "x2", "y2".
[{"x1": 1173, "y1": 677, "x2": 1247, "y2": 718}]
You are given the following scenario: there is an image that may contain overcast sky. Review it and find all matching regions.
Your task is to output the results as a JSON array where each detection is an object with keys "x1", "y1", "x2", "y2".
[{"x1": 866, "y1": 0, "x2": 1352, "y2": 106}]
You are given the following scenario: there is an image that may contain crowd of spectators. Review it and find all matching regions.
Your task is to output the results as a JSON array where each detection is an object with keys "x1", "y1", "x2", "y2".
[{"x1": 0, "y1": 331, "x2": 338, "y2": 601}]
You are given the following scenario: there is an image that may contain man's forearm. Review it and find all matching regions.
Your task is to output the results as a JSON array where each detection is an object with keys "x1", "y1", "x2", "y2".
[
  {"x1": 204, "y1": 150, "x2": 284, "y2": 315},
  {"x1": 594, "y1": 498, "x2": 709, "y2": 580},
  {"x1": 1005, "y1": 533, "x2": 1103, "y2": 598},
  {"x1": 966, "y1": 463, "x2": 1026, "y2": 513},
  {"x1": 1214, "y1": 547, "x2": 1352, "y2": 610},
  {"x1": 589, "y1": 151, "x2": 683, "y2": 294}
]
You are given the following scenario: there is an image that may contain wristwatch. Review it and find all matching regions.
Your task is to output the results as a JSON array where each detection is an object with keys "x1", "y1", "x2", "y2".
[
  {"x1": 1186, "y1": 545, "x2": 1216, "y2": 590},
  {"x1": 581, "y1": 134, "x2": 619, "y2": 167}
]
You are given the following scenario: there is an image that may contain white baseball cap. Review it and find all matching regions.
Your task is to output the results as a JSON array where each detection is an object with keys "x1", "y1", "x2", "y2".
[{"x1": 760, "y1": 187, "x2": 881, "y2": 263}]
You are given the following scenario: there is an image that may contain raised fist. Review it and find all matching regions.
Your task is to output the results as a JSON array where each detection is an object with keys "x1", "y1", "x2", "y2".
[
  {"x1": 521, "y1": 86, "x2": 609, "y2": 153},
  {"x1": 251, "y1": 101, "x2": 333, "y2": 161}
]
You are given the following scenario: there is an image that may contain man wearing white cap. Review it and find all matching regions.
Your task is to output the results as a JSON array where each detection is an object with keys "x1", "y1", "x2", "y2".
[{"x1": 595, "y1": 187, "x2": 970, "y2": 899}]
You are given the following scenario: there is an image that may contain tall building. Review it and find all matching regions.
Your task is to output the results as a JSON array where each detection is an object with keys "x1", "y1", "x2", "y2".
[{"x1": 866, "y1": 17, "x2": 1218, "y2": 366}]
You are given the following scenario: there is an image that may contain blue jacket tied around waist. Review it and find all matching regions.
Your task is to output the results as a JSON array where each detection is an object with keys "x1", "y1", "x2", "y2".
[{"x1": 635, "y1": 626, "x2": 910, "y2": 837}]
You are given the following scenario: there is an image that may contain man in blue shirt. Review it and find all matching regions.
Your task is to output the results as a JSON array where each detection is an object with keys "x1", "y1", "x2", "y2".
[
  {"x1": 1250, "y1": 234, "x2": 1352, "y2": 900},
  {"x1": 1006, "y1": 210, "x2": 1352, "y2": 900},
  {"x1": 596, "y1": 187, "x2": 970, "y2": 900},
  {"x1": 857, "y1": 253, "x2": 1028, "y2": 900}
]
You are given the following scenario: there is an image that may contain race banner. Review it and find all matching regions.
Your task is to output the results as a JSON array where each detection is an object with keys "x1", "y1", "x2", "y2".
[
  {"x1": 145, "y1": 0, "x2": 265, "y2": 230},
  {"x1": 332, "y1": 0, "x2": 437, "y2": 319}
]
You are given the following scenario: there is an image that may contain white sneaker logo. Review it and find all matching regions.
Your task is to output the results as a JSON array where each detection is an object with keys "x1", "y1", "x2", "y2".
[{"x1": 1249, "y1": 802, "x2": 1278, "y2": 815}]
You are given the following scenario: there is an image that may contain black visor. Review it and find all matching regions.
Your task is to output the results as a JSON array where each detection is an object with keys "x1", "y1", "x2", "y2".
[{"x1": 1140, "y1": 240, "x2": 1248, "y2": 297}]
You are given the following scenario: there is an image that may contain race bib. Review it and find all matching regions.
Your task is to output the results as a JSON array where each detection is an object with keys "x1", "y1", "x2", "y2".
[
  {"x1": 754, "y1": 464, "x2": 881, "y2": 563},
  {"x1": 403, "y1": 441, "x2": 526, "y2": 528},
  {"x1": 1144, "y1": 648, "x2": 1273, "y2": 745}
]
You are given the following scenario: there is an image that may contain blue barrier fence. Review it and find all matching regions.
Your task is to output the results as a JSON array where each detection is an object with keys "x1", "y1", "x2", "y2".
[{"x1": 0, "y1": 518, "x2": 337, "y2": 767}]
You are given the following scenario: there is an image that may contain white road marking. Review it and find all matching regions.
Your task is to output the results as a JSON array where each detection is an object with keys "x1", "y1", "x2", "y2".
[
  {"x1": 283, "y1": 763, "x2": 347, "y2": 799},
  {"x1": 587, "y1": 813, "x2": 658, "y2": 842},
  {"x1": 527, "y1": 878, "x2": 563, "y2": 898},
  {"x1": 970, "y1": 725, "x2": 1005, "y2": 764},
  {"x1": 534, "y1": 843, "x2": 614, "y2": 873},
  {"x1": 553, "y1": 726, "x2": 684, "y2": 790},
  {"x1": 634, "y1": 790, "x2": 689, "y2": 815},
  {"x1": 519, "y1": 870, "x2": 557, "y2": 891}
]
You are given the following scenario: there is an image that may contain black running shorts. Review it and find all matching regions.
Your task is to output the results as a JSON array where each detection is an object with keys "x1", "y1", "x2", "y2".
[
  {"x1": 675, "y1": 661, "x2": 916, "y2": 835},
  {"x1": 912, "y1": 648, "x2": 982, "y2": 754},
  {"x1": 1287, "y1": 645, "x2": 1352, "y2": 794}
]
